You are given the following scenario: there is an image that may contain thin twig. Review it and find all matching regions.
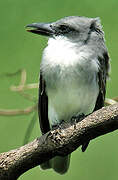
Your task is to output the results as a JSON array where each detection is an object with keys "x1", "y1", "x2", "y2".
[
  {"x1": 0, "y1": 105, "x2": 37, "y2": 116},
  {"x1": 10, "y1": 83, "x2": 39, "y2": 91},
  {"x1": 105, "y1": 98, "x2": 117, "y2": 105},
  {"x1": 18, "y1": 91, "x2": 37, "y2": 102}
]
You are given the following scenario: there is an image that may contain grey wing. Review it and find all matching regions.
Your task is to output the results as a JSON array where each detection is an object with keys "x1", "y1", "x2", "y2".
[
  {"x1": 94, "y1": 52, "x2": 110, "y2": 111},
  {"x1": 82, "y1": 52, "x2": 110, "y2": 152},
  {"x1": 38, "y1": 72, "x2": 50, "y2": 135}
]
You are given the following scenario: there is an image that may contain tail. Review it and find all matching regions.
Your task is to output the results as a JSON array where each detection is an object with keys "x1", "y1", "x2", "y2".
[
  {"x1": 40, "y1": 154, "x2": 71, "y2": 174},
  {"x1": 81, "y1": 141, "x2": 90, "y2": 152}
]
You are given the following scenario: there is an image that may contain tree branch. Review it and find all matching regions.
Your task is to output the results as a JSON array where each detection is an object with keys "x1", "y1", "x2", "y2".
[{"x1": 0, "y1": 103, "x2": 118, "y2": 179}]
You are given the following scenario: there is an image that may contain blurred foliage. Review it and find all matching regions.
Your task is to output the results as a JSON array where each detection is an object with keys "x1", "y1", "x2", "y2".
[{"x1": 0, "y1": 0, "x2": 118, "y2": 179}]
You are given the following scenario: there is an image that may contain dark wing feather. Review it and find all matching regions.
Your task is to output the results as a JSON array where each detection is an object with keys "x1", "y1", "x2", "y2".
[
  {"x1": 82, "y1": 52, "x2": 110, "y2": 152},
  {"x1": 38, "y1": 72, "x2": 50, "y2": 135},
  {"x1": 94, "y1": 52, "x2": 110, "y2": 111}
]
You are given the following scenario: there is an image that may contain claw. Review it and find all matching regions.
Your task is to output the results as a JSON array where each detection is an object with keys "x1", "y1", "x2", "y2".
[
  {"x1": 52, "y1": 120, "x2": 65, "y2": 130},
  {"x1": 71, "y1": 113, "x2": 85, "y2": 123}
]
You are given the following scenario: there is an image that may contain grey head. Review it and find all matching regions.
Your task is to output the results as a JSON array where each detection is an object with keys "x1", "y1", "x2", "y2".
[{"x1": 26, "y1": 16, "x2": 104, "y2": 43}]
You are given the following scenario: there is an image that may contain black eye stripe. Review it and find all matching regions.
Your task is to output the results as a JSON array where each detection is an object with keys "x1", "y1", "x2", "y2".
[
  {"x1": 50, "y1": 24, "x2": 79, "y2": 35},
  {"x1": 58, "y1": 25, "x2": 78, "y2": 34},
  {"x1": 59, "y1": 25, "x2": 69, "y2": 31}
]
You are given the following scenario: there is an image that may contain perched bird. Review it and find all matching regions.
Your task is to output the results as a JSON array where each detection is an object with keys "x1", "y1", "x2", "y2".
[{"x1": 26, "y1": 16, "x2": 110, "y2": 174}]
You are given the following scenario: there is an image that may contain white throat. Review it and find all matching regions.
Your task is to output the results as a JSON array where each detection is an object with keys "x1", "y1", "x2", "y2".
[{"x1": 45, "y1": 37, "x2": 79, "y2": 67}]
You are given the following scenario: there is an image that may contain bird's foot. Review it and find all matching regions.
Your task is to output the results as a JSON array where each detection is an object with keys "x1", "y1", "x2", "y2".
[
  {"x1": 71, "y1": 113, "x2": 85, "y2": 129},
  {"x1": 71, "y1": 113, "x2": 85, "y2": 124},
  {"x1": 52, "y1": 120, "x2": 65, "y2": 130}
]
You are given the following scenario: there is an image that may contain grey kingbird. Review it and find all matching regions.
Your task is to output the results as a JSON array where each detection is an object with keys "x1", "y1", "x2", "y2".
[{"x1": 26, "y1": 16, "x2": 110, "y2": 174}]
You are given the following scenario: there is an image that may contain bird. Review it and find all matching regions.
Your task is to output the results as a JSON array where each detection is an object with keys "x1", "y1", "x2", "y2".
[{"x1": 26, "y1": 16, "x2": 110, "y2": 174}]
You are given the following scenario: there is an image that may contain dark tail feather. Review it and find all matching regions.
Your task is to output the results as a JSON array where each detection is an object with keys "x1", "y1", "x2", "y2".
[
  {"x1": 40, "y1": 154, "x2": 71, "y2": 174},
  {"x1": 81, "y1": 141, "x2": 90, "y2": 152},
  {"x1": 40, "y1": 161, "x2": 51, "y2": 170}
]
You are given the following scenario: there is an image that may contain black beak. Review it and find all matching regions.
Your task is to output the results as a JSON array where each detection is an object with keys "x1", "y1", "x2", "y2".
[{"x1": 25, "y1": 23, "x2": 54, "y2": 37}]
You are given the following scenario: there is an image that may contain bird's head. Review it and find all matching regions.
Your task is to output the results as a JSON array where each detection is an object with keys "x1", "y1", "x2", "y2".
[{"x1": 26, "y1": 16, "x2": 104, "y2": 44}]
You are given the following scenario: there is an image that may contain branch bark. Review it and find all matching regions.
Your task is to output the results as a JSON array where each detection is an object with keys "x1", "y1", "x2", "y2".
[{"x1": 0, "y1": 103, "x2": 118, "y2": 180}]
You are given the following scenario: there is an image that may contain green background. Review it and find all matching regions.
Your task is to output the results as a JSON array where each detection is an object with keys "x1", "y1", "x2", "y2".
[{"x1": 0, "y1": 0, "x2": 118, "y2": 179}]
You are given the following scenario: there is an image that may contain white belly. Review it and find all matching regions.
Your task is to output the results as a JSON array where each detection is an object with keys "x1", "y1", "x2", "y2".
[{"x1": 47, "y1": 79, "x2": 99, "y2": 127}]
